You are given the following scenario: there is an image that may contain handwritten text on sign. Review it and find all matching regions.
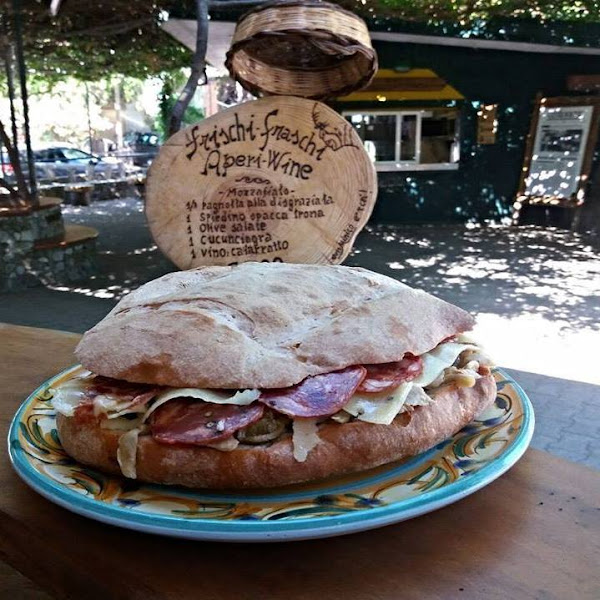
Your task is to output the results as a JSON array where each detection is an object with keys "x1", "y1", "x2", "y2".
[{"x1": 146, "y1": 97, "x2": 376, "y2": 268}]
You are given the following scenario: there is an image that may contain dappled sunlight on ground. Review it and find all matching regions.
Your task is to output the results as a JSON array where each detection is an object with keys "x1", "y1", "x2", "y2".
[
  {"x1": 474, "y1": 314, "x2": 599, "y2": 385},
  {"x1": 2, "y1": 198, "x2": 598, "y2": 466},
  {"x1": 346, "y1": 223, "x2": 600, "y2": 384},
  {"x1": 8, "y1": 198, "x2": 600, "y2": 386},
  {"x1": 58, "y1": 199, "x2": 175, "y2": 300}
]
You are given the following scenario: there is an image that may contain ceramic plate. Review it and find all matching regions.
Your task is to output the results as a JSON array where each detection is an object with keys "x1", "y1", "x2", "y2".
[{"x1": 8, "y1": 367, "x2": 534, "y2": 542}]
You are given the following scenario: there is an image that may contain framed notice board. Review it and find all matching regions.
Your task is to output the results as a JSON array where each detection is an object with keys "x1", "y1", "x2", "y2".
[{"x1": 513, "y1": 96, "x2": 600, "y2": 221}]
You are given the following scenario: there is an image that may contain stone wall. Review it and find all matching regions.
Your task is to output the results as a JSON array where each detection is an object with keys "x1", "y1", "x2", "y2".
[
  {"x1": 27, "y1": 241, "x2": 97, "y2": 287},
  {"x1": 0, "y1": 201, "x2": 64, "y2": 242},
  {"x1": 0, "y1": 199, "x2": 96, "y2": 292}
]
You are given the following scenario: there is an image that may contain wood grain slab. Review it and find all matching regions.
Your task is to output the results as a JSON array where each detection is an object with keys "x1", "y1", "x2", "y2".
[{"x1": 146, "y1": 96, "x2": 376, "y2": 269}]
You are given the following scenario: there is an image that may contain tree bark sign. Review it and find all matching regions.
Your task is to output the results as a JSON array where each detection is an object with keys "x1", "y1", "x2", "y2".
[{"x1": 146, "y1": 96, "x2": 376, "y2": 268}]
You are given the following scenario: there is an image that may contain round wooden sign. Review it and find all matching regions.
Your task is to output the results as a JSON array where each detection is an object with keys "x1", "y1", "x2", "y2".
[{"x1": 146, "y1": 96, "x2": 376, "y2": 269}]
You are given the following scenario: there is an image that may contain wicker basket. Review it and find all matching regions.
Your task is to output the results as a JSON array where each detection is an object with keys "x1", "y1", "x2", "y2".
[{"x1": 225, "y1": 0, "x2": 377, "y2": 100}]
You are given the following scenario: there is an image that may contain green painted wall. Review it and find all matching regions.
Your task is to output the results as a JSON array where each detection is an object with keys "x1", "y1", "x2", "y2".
[{"x1": 335, "y1": 41, "x2": 600, "y2": 223}]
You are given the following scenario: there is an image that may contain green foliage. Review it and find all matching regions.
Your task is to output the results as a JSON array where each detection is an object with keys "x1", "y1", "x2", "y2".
[
  {"x1": 154, "y1": 74, "x2": 204, "y2": 141},
  {"x1": 339, "y1": 0, "x2": 598, "y2": 23},
  {"x1": 4, "y1": 0, "x2": 598, "y2": 94},
  {"x1": 9, "y1": 1, "x2": 193, "y2": 88}
]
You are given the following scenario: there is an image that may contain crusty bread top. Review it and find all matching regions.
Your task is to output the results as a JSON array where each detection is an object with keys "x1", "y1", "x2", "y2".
[{"x1": 76, "y1": 263, "x2": 475, "y2": 388}]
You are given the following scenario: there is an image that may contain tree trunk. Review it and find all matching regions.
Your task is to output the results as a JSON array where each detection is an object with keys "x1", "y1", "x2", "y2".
[
  {"x1": 0, "y1": 118, "x2": 30, "y2": 205},
  {"x1": 167, "y1": 0, "x2": 209, "y2": 138},
  {"x1": 12, "y1": 0, "x2": 38, "y2": 205},
  {"x1": 3, "y1": 41, "x2": 19, "y2": 151}
]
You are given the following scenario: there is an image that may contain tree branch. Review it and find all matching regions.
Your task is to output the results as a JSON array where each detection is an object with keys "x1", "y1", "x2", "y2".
[
  {"x1": 168, "y1": 0, "x2": 208, "y2": 137},
  {"x1": 0, "y1": 118, "x2": 30, "y2": 203},
  {"x1": 0, "y1": 176, "x2": 22, "y2": 203}
]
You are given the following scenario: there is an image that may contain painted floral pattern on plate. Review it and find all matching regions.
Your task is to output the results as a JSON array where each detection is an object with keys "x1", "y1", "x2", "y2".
[{"x1": 13, "y1": 366, "x2": 526, "y2": 522}]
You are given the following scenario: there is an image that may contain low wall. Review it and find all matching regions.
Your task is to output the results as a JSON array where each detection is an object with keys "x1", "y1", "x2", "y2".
[
  {"x1": 27, "y1": 240, "x2": 97, "y2": 287},
  {"x1": 0, "y1": 199, "x2": 96, "y2": 292}
]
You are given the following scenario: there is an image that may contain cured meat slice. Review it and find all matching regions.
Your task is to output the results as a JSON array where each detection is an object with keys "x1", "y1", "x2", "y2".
[
  {"x1": 90, "y1": 376, "x2": 159, "y2": 405},
  {"x1": 72, "y1": 376, "x2": 160, "y2": 421},
  {"x1": 357, "y1": 355, "x2": 423, "y2": 394},
  {"x1": 150, "y1": 399, "x2": 264, "y2": 445},
  {"x1": 260, "y1": 366, "x2": 366, "y2": 418}
]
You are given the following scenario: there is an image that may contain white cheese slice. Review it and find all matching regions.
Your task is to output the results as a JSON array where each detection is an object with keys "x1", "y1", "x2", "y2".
[
  {"x1": 100, "y1": 416, "x2": 145, "y2": 431},
  {"x1": 344, "y1": 382, "x2": 413, "y2": 425},
  {"x1": 141, "y1": 388, "x2": 260, "y2": 423},
  {"x1": 54, "y1": 376, "x2": 260, "y2": 420},
  {"x1": 292, "y1": 419, "x2": 320, "y2": 462},
  {"x1": 152, "y1": 387, "x2": 259, "y2": 407},
  {"x1": 412, "y1": 342, "x2": 478, "y2": 388},
  {"x1": 117, "y1": 428, "x2": 140, "y2": 479},
  {"x1": 51, "y1": 375, "x2": 94, "y2": 417},
  {"x1": 92, "y1": 395, "x2": 150, "y2": 419},
  {"x1": 207, "y1": 437, "x2": 240, "y2": 451},
  {"x1": 405, "y1": 385, "x2": 434, "y2": 407},
  {"x1": 330, "y1": 411, "x2": 352, "y2": 424}
]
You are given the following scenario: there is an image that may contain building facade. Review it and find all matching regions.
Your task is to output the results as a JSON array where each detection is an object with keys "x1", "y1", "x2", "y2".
[{"x1": 335, "y1": 39, "x2": 600, "y2": 225}]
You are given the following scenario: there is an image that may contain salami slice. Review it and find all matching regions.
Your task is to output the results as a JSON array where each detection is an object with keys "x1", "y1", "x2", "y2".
[
  {"x1": 91, "y1": 376, "x2": 160, "y2": 405},
  {"x1": 357, "y1": 354, "x2": 423, "y2": 394},
  {"x1": 260, "y1": 366, "x2": 367, "y2": 418},
  {"x1": 73, "y1": 376, "x2": 160, "y2": 421},
  {"x1": 150, "y1": 399, "x2": 264, "y2": 445}
]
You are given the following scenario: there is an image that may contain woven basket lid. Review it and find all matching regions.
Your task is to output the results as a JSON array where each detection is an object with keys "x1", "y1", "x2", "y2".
[{"x1": 226, "y1": 0, "x2": 378, "y2": 100}]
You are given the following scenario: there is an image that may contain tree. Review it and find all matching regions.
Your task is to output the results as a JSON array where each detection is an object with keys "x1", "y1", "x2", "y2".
[
  {"x1": 156, "y1": 73, "x2": 204, "y2": 141},
  {"x1": 168, "y1": 0, "x2": 208, "y2": 137},
  {"x1": 7, "y1": 1, "x2": 193, "y2": 87},
  {"x1": 3, "y1": 1, "x2": 208, "y2": 137},
  {"x1": 0, "y1": 117, "x2": 29, "y2": 206}
]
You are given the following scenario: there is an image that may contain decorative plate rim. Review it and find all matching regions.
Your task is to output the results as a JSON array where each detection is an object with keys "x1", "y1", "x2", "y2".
[{"x1": 8, "y1": 367, "x2": 534, "y2": 541}]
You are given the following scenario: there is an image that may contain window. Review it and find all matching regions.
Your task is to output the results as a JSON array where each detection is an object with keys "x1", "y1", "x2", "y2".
[
  {"x1": 344, "y1": 109, "x2": 460, "y2": 171},
  {"x1": 61, "y1": 148, "x2": 93, "y2": 161}
]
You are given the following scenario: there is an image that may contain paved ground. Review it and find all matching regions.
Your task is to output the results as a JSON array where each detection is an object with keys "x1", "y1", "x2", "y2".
[{"x1": 1, "y1": 197, "x2": 599, "y2": 468}]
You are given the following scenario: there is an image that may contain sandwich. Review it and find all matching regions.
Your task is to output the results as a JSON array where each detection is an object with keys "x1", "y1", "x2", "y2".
[{"x1": 54, "y1": 262, "x2": 496, "y2": 489}]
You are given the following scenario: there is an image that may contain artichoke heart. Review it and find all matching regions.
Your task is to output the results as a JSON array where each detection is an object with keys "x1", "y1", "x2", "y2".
[{"x1": 236, "y1": 411, "x2": 289, "y2": 444}]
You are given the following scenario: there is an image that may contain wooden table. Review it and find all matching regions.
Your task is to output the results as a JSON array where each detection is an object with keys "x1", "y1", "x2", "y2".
[{"x1": 1, "y1": 323, "x2": 599, "y2": 600}]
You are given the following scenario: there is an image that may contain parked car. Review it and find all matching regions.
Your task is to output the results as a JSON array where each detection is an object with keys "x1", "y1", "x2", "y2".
[
  {"x1": 33, "y1": 146, "x2": 127, "y2": 182},
  {"x1": 0, "y1": 145, "x2": 128, "y2": 186},
  {"x1": 122, "y1": 131, "x2": 160, "y2": 167}
]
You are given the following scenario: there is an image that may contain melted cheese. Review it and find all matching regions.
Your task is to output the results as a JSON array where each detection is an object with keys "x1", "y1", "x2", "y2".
[
  {"x1": 330, "y1": 411, "x2": 352, "y2": 424},
  {"x1": 117, "y1": 428, "x2": 140, "y2": 478},
  {"x1": 100, "y1": 416, "x2": 145, "y2": 431},
  {"x1": 207, "y1": 437, "x2": 240, "y2": 451},
  {"x1": 405, "y1": 385, "x2": 433, "y2": 407},
  {"x1": 139, "y1": 388, "x2": 259, "y2": 424},
  {"x1": 51, "y1": 374, "x2": 94, "y2": 417},
  {"x1": 93, "y1": 395, "x2": 150, "y2": 419},
  {"x1": 343, "y1": 382, "x2": 413, "y2": 425},
  {"x1": 152, "y1": 387, "x2": 260, "y2": 407},
  {"x1": 292, "y1": 419, "x2": 320, "y2": 462},
  {"x1": 53, "y1": 375, "x2": 260, "y2": 421},
  {"x1": 412, "y1": 342, "x2": 477, "y2": 388}
]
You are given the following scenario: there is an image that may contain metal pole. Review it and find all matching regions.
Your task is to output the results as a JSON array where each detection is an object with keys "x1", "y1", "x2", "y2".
[
  {"x1": 3, "y1": 42, "x2": 19, "y2": 150},
  {"x1": 12, "y1": 0, "x2": 38, "y2": 204},
  {"x1": 114, "y1": 79, "x2": 123, "y2": 150},
  {"x1": 85, "y1": 82, "x2": 93, "y2": 153}
]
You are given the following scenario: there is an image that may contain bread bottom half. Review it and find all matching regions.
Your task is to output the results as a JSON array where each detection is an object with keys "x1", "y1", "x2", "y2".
[{"x1": 56, "y1": 373, "x2": 497, "y2": 489}]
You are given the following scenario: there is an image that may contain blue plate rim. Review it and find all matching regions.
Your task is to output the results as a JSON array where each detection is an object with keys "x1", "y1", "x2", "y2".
[{"x1": 8, "y1": 366, "x2": 534, "y2": 541}]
